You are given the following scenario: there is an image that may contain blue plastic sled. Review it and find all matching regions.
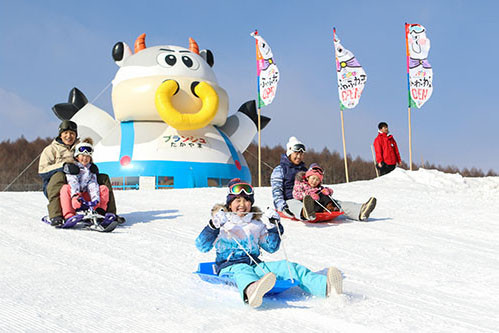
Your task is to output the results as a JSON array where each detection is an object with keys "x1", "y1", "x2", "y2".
[{"x1": 194, "y1": 262, "x2": 298, "y2": 295}]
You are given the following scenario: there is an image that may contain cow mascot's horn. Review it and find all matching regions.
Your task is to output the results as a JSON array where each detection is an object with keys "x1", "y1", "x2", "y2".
[{"x1": 135, "y1": 33, "x2": 146, "y2": 53}]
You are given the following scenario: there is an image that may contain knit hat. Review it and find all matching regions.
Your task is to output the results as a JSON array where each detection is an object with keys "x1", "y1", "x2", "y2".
[
  {"x1": 305, "y1": 168, "x2": 323, "y2": 182},
  {"x1": 286, "y1": 136, "x2": 306, "y2": 156},
  {"x1": 74, "y1": 137, "x2": 94, "y2": 158},
  {"x1": 309, "y1": 163, "x2": 323, "y2": 172},
  {"x1": 59, "y1": 120, "x2": 78, "y2": 136},
  {"x1": 226, "y1": 178, "x2": 255, "y2": 206}
]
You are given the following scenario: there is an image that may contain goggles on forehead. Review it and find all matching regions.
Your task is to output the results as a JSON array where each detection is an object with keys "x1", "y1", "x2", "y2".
[
  {"x1": 229, "y1": 183, "x2": 254, "y2": 195},
  {"x1": 78, "y1": 145, "x2": 93, "y2": 153},
  {"x1": 291, "y1": 144, "x2": 306, "y2": 153},
  {"x1": 311, "y1": 166, "x2": 324, "y2": 175}
]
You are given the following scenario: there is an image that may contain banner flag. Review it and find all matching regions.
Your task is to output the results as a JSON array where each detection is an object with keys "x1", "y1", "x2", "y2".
[
  {"x1": 333, "y1": 28, "x2": 367, "y2": 110},
  {"x1": 251, "y1": 31, "x2": 280, "y2": 107},
  {"x1": 405, "y1": 24, "x2": 433, "y2": 108}
]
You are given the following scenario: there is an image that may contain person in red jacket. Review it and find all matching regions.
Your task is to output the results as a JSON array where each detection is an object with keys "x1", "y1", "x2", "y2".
[{"x1": 374, "y1": 122, "x2": 401, "y2": 176}]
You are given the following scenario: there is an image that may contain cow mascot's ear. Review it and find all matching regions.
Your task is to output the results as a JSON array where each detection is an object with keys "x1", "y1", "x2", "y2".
[
  {"x1": 52, "y1": 87, "x2": 88, "y2": 120},
  {"x1": 200, "y1": 49, "x2": 214, "y2": 67},
  {"x1": 112, "y1": 42, "x2": 132, "y2": 67}
]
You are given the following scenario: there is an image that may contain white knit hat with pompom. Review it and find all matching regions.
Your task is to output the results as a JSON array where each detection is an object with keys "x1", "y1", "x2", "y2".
[{"x1": 286, "y1": 136, "x2": 305, "y2": 156}]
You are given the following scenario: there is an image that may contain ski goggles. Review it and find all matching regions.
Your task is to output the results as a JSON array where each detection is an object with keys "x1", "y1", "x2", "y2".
[
  {"x1": 310, "y1": 166, "x2": 324, "y2": 175},
  {"x1": 78, "y1": 145, "x2": 93, "y2": 153},
  {"x1": 229, "y1": 183, "x2": 254, "y2": 195},
  {"x1": 290, "y1": 143, "x2": 306, "y2": 153}
]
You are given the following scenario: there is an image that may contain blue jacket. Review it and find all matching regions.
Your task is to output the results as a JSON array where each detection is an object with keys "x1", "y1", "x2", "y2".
[
  {"x1": 270, "y1": 154, "x2": 307, "y2": 210},
  {"x1": 195, "y1": 204, "x2": 284, "y2": 274}
]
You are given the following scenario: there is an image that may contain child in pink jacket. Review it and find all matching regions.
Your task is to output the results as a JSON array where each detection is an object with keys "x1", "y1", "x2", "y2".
[
  {"x1": 59, "y1": 138, "x2": 109, "y2": 221},
  {"x1": 293, "y1": 164, "x2": 338, "y2": 213}
]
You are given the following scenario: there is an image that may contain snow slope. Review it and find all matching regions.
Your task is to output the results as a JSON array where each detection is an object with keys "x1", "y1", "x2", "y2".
[{"x1": 1, "y1": 168, "x2": 498, "y2": 332}]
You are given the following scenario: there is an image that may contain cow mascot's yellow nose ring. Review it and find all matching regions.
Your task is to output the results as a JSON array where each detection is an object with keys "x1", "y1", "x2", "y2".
[{"x1": 155, "y1": 80, "x2": 219, "y2": 130}]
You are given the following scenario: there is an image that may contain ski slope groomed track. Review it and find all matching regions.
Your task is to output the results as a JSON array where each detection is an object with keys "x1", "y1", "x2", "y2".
[{"x1": 1, "y1": 168, "x2": 498, "y2": 332}]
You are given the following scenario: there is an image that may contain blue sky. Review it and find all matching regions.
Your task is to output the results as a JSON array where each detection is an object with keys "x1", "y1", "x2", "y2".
[{"x1": 1, "y1": 0, "x2": 497, "y2": 172}]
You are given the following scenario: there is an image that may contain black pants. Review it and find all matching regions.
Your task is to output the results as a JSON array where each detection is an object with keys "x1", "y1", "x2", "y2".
[
  {"x1": 377, "y1": 163, "x2": 396, "y2": 176},
  {"x1": 313, "y1": 193, "x2": 335, "y2": 213}
]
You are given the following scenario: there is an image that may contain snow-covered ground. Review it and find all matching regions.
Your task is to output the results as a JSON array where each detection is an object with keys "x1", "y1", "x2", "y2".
[{"x1": 1, "y1": 168, "x2": 498, "y2": 332}]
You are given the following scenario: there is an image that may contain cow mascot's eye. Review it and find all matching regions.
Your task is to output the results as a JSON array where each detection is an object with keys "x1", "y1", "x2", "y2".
[
  {"x1": 157, "y1": 53, "x2": 177, "y2": 67},
  {"x1": 181, "y1": 55, "x2": 199, "y2": 70}
]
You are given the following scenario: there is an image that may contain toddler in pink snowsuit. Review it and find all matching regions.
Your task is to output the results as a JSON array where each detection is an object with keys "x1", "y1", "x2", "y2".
[
  {"x1": 293, "y1": 164, "x2": 337, "y2": 213},
  {"x1": 59, "y1": 138, "x2": 109, "y2": 220}
]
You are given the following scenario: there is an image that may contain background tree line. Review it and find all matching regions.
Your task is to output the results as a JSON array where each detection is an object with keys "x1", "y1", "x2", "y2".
[
  {"x1": 242, "y1": 143, "x2": 498, "y2": 186},
  {"x1": 0, "y1": 137, "x2": 497, "y2": 191}
]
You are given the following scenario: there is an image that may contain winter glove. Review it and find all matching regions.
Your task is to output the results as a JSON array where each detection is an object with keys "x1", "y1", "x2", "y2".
[
  {"x1": 211, "y1": 210, "x2": 229, "y2": 229},
  {"x1": 71, "y1": 194, "x2": 82, "y2": 209},
  {"x1": 282, "y1": 206, "x2": 294, "y2": 218},
  {"x1": 63, "y1": 162, "x2": 80, "y2": 175},
  {"x1": 265, "y1": 207, "x2": 280, "y2": 223},
  {"x1": 263, "y1": 207, "x2": 280, "y2": 229},
  {"x1": 321, "y1": 187, "x2": 333, "y2": 196},
  {"x1": 308, "y1": 191, "x2": 319, "y2": 201},
  {"x1": 89, "y1": 163, "x2": 99, "y2": 174},
  {"x1": 279, "y1": 202, "x2": 288, "y2": 212}
]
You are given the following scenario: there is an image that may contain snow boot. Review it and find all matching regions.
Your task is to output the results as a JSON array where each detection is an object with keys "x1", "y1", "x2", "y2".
[
  {"x1": 115, "y1": 215, "x2": 126, "y2": 224},
  {"x1": 50, "y1": 216, "x2": 64, "y2": 227},
  {"x1": 302, "y1": 195, "x2": 316, "y2": 221},
  {"x1": 100, "y1": 213, "x2": 117, "y2": 228},
  {"x1": 359, "y1": 197, "x2": 377, "y2": 221},
  {"x1": 326, "y1": 267, "x2": 343, "y2": 296},
  {"x1": 244, "y1": 272, "x2": 276, "y2": 308},
  {"x1": 62, "y1": 214, "x2": 84, "y2": 228}
]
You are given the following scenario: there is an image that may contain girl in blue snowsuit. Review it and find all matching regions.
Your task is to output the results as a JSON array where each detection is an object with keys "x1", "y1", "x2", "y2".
[{"x1": 195, "y1": 178, "x2": 343, "y2": 308}]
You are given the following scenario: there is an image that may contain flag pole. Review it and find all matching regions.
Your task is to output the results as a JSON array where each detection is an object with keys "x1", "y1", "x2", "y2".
[
  {"x1": 257, "y1": 107, "x2": 262, "y2": 187},
  {"x1": 405, "y1": 23, "x2": 413, "y2": 171},
  {"x1": 333, "y1": 27, "x2": 349, "y2": 183},
  {"x1": 253, "y1": 29, "x2": 262, "y2": 187},
  {"x1": 408, "y1": 107, "x2": 413, "y2": 170},
  {"x1": 340, "y1": 108, "x2": 349, "y2": 183}
]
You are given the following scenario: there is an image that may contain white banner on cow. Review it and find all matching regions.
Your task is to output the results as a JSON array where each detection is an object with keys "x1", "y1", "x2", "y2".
[
  {"x1": 406, "y1": 24, "x2": 433, "y2": 108},
  {"x1": 333, "y1": 30, "x2": 367, "y2": 109}
]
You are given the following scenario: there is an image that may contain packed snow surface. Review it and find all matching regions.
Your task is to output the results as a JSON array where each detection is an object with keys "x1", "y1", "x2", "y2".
[{"x1": 1, "y1": 168, "x2": 498, "y2": 332}]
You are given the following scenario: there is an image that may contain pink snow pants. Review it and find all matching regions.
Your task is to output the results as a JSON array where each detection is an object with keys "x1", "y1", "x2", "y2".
[{"x1": 60, "y1": 184, "x2": 109, "y2": 219}]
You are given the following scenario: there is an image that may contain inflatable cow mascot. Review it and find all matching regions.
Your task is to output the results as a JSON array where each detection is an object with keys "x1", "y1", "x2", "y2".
[{"x1": 53, "y1": 34, "x2": 269, "y2": 188}]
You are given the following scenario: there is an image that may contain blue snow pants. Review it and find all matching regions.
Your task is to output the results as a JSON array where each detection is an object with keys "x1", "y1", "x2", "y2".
[{"x1": 219, "y1": 260, "x2": 327, "y2": 300}]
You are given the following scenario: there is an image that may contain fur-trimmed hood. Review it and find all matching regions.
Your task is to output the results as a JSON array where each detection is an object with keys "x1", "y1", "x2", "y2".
[{"x1": 295, "y1": 171, "x2": 306, "y2": 182}]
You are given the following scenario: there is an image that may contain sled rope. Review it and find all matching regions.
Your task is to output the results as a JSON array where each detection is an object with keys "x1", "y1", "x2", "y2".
[
  {"x1": 225, "y1": 212, "x2": 295, "y2": 283},
  {"x1": 222, "y1": 225, "x2": 268, "y2": 276},
  {"x1": 3, "y1": 82, "x2": 112, "y2": 192},
  {"x1": 90, "y1": 81, "x2": 112, "y2": 104},
  {"x1": 314, "y1": 199, "x2": 332, "y2": 213},
  {"x1": 244, "y1": 149, "x2": 275, "y2": 170},
  {"x1": 311, "y1": 196, "x2": 344, "y2": 214},
  {"x1": 273, "y1": 216, "x2": 295, "y2": 283},
  {"x1": 2, "y1": 152, "x2": 41, "y2": 192}
]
